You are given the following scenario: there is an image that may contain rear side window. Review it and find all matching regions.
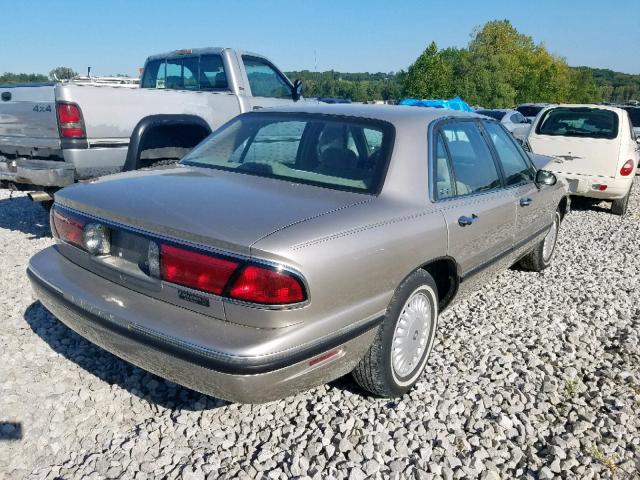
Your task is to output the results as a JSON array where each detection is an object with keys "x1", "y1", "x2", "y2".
[
  {"x1": 536, "y1": 107, "x2": 619, "y2": 140},
  {"x1": 484, "y1": 122, "x2": 534, "y2": 186},
  {"x1": 440, "y1": 121, "x2": 501, "y2": 195},
  {"x1": 434, "y1": 134, "x2": 455, "y2": 199},
  {"x1": 622, "y1": 107, "x2": 640, "y2": 127},
  {"x1": 141, "y1": 54, "x2": 228, "y2": 90}
]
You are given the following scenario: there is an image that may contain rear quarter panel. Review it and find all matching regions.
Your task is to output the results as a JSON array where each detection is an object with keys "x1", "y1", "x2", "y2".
[{"x1": 241, "y1": 198, "x2": 447, "y2": 335}]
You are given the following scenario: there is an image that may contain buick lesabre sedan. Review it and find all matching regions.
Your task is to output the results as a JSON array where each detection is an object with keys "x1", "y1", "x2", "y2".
[{"x1": 28, "y1": 104, "x2": 568, "y2": 402}]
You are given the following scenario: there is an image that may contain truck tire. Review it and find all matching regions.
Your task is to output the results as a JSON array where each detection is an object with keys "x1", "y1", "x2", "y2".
[
  {"x1": 352, "y1": 269, "x2": 438, "y2": 397},
  {"x1": 611, "y1": 186, "x2": 631, "y2": 216}
]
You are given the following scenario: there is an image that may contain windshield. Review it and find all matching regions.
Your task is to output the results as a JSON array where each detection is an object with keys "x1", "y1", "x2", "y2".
[
  {"x1": 516, "y1": 105, "x2": 544, "y2": 117},
  {"x1": 476, "y1": 110, "x2": 506, "y2": 121},
  {"x1": 622, "y1": 107, "x2": 640, "y2": 127},
  {"x1": 182, "y1": 113, "x2": 394, "y2": 194},
  {"x1": 141, "y1": 54, "x2": 228, "y2": 90},
  {"x1": 535, "y1": 107, "x2": 619, "y2": 139}
]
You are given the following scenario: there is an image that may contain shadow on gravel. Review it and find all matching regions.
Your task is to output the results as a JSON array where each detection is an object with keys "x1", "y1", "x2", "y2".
[
  {"x1": 569, "y1": 196, "x2": 611, "y2": 214},
  {"x1": 0, "y1": 196, "x2": 51, "y2": 238},
  {"x1": 23, "y1": 302, "x2": 229, "y2": 411}
]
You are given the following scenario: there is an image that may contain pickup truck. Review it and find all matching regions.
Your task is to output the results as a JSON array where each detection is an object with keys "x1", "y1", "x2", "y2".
[{"x1": 0, "y1": 47, "x2": 304, "y2": 201}]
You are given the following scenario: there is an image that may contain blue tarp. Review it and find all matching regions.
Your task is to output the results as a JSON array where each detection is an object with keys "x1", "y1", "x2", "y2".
[{"x1": 399, "y1": 96, "x2": 473, "y2": 112}]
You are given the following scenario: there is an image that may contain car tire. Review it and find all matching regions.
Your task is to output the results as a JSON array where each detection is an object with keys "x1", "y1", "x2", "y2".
[
  {"x1": 352, "y1": 269, "x2": 439, "y2": 397},
  {"x1": 519, "y1": 209, "x2": 561, "y2": 272},
  {"x1": 611, "y1": 187, "x2": 631, "y2": 216}
]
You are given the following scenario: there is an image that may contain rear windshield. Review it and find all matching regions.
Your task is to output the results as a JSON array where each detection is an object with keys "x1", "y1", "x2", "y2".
[
  {"x1": 476, "y1": 110, "x2": 506, "y2": 121},
  {"x1": 622, "y1": 107, "x2": 640, "y2": 127},
  {"x1": 516, "y1": 105, "x2": 544, "y2": 117},
  {"x1": 182, "y1": 113, "x2": 394, "y2": 194},
  {"x1": 535, "y1": 107, "x2": 619, "y2": 140},
  {"x1": 141, "y1": 54, "x2": 228, "y2": 90}
]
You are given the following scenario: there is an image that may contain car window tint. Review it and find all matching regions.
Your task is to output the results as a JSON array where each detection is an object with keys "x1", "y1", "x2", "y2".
[
  {"x1": 199, "y1": 55, "x2": 228, "y2": 89},
  {"x1": 242, "y1": 121, "x2": 305, "y2": 165},
  {"x1": 242, "y1": 57, "x2": 291, "y2": 98},
  {"x1": 441, "y1": 122, "x2": 501, "y2": 195},
  {"x1": 141, "y1": 59, "x2": 166, "y2": 88},
  {"x1": 434, "y1": 133, "x2": 454, "y2": 199},
  {"x1": 181, "y1": 57, "x2": 199, "y2": 90},
  {"x1": 183, "y1": 113, "x2": 393, "y2": 193},
  {"x1": 484, "y1": 122, "x2": 534, "y2": 186},
  {"x1": 536, "y1": 107, "x2": 619, "y2": 139}
]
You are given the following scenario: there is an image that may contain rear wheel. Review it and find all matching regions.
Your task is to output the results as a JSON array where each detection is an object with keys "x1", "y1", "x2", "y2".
[
  {"x1": 352, "y1": 270, "x2": 438, "y2": 397},
  {"x1": 611, "y1": 187, "x2": 631, "y2": 216},
  {"x1": 519, "y1": 210, "x2": 561, "y2": 272}
]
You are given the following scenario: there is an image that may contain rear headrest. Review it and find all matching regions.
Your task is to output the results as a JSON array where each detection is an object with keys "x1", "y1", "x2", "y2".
[{"x1": 319, "y1": 147, "x2": 358, "y2": 170}]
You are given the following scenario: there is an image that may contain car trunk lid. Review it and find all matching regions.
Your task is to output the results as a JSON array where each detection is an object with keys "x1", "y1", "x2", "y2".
[{"x1": 54, "y1": 166, "x2": 371, "y2": 256}]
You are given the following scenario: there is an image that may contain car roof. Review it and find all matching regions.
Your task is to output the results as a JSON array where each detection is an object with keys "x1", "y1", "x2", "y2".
[
  {"x1": 541, "y1": 104, "x2": 627, "y2": 115},
  {"x1": 146, "y1": 47, "x2": 264, "y2": 61},
  {"x1": 259, "y1": 103, "x2": 483, "y2": 126}
]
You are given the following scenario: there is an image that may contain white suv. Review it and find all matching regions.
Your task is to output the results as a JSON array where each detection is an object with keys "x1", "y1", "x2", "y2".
[{"x1": 527, "y1": 104, "x2": 639, "y2": 215}]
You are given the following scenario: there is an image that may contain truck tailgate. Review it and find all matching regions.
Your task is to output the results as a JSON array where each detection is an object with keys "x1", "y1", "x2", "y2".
[{"x1": 0, "y1": 84, "x2": 60, "y2": 153}]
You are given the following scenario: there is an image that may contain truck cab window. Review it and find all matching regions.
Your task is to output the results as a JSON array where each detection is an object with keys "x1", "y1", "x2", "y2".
[{"x1": 242, "y1": 57, "x2": 291, "y2": 98}]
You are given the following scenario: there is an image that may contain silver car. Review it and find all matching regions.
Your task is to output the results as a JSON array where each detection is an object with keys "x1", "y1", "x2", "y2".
[
  {"x1": 476, "y1": 108, "x2": 531, "y2": 142},
  {"x1": 28, "y1": 104, "x2": 568, "y2": 403}
]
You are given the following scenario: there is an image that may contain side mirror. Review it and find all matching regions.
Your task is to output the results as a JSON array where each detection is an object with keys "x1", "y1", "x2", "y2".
[
  {"x1": 535, "y1": 169, "x2": 557, "y2": 186},
  {"x1": 292, "y1": 79, "x2": 304, "y2": 102}
]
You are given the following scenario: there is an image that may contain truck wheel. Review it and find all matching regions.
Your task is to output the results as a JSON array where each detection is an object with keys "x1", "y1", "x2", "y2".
[
  {"x1": 611, "y1": 187, "x2": 631, "y2": 216},
  {"x1": 519, "y1": 209, "x2": 561, "y2": 272},
  {"x1": 352, "y1": 270, "x2": 438, "y2": 397}
]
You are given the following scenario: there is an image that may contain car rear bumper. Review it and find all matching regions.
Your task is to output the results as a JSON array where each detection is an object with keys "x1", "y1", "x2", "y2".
[
  {"x1": 549, "y1": 172, "x2": 632, "y2": 200},
  {"x1": 0, "y1": 157, "x2": 75, "y2": 187},
  {"x1": 27, "y1": 247, "x2": 379, "y2": 403}
]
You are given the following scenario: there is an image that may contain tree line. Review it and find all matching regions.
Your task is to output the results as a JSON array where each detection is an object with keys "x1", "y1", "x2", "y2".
[
  {"x1": 1, "y1": 20, "x2": 638, "y2": 106},
  {"x1": 288, "y1": 20, "x2": 639, "y2": 106}
]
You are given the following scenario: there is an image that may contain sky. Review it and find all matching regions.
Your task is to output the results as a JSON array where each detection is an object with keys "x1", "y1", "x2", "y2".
[{"x1": 1, "y1": 0, "x2": 639, "y2": 77}]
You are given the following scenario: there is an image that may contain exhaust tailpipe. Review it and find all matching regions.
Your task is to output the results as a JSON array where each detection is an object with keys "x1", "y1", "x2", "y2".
[{"x1": 28, "y1": 191, "x2": 53, "y2": 203}]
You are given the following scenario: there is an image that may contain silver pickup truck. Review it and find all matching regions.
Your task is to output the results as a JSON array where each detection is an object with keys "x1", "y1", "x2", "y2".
[{"x1": 0, "y1": 47, "x2": 303, "y2": 199}]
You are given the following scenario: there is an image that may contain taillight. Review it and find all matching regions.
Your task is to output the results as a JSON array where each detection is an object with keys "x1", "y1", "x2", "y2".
[
  {"x1": 150, "y1": 242, "x2": 307, "y2": 304},
  {"x1": 229, "y1": 265, "x2": 305, "y2": 304},
  {"x1": 52, "y1": 207, "x2": 86, "y2": 247},
  {"x1": 56, "y1": 103, "x2": 85, "y2": 138},
  {"x1": 620, "y1": 159, "x2": 634, "y2": 176},
  {"x1": 160, "y1": 244, "x2": 239, "y2": 295}
]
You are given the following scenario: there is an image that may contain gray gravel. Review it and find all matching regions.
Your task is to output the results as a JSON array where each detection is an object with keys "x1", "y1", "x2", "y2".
[{"x1": 1, "y1": 182, "x2": 639, "y2": 480}]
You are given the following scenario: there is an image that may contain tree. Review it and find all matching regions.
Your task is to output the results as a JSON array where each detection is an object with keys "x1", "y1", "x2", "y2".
[
  {"x1": 403, "y1": 42, "x2": 453, "y2": 99},
  {"x1": 49, "y1": 66, "x2": 78, "y2": 81}
]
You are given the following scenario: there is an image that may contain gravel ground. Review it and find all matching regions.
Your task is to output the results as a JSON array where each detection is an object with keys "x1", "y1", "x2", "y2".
[{"x1": 1, "y1": 182, "x2": 639, "y2": 480}]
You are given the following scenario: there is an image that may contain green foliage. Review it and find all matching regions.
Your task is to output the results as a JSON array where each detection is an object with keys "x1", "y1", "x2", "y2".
[
  {"x1": 285, "y1": 70, "x2": 402, "y2": 102},
  {"x1": 0, "y1": 72, "x2": 49, "y2": 84},
  {"x1": 403, "y1": 42, "x2": 452, "y2": 98},
  {"x1": 49, "y1": 66, "x2": 78, "y2": 81}
]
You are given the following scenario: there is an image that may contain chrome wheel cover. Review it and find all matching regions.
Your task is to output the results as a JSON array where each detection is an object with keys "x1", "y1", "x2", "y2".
[
  {"x1": 543, "y1": 215, "x2": 559, "y2": 262},
  {"x1": 391, "y1": 290, "x2": 432, "y2": 379}
]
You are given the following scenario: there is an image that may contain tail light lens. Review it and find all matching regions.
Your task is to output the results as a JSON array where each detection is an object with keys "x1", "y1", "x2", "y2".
[
  {"x1": 57, "y1": 103, "x2": 85, "y2": 138},
  {"x1": 150, "y1": 243, "x2": 306, "y2": 304},
  {"x1": 160, "y1": 244, "x2": 239, "y2": 295},
  {"x1": 620, "y1": 159, "x2": 634, "y2": 176},
  {"x1": 229, "y1": 265, "x2": 305, "y2": 304},
  {"x1": 52, "y1": 207, "x2": 86, "y2": 247}
]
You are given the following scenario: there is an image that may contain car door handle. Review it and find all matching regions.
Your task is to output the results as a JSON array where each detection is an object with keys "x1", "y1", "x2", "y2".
[
  {"x1": 520, "y1": 197, "x2": 532, "y2": 207},
  {"x1": 458, "y1": 214, "x2": 478, "y2": 227},
  {"x1": 252, "y1": 105, "x2": 263, "y2": 110}
]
